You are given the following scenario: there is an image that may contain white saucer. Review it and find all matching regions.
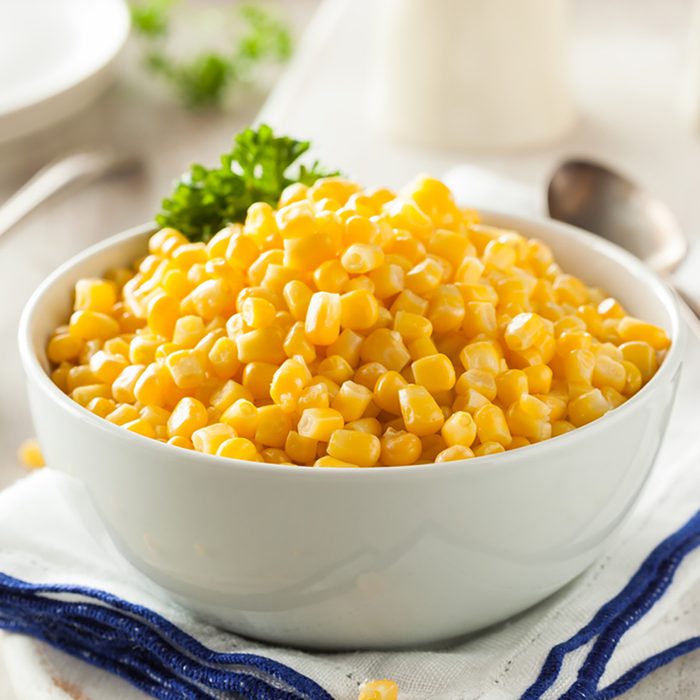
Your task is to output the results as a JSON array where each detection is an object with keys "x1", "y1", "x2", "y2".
[{"x1": 0, "y1": 0, "x2": 130, "y2": 144}]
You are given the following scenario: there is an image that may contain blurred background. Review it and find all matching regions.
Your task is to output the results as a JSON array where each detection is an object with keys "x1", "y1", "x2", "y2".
[{"x1": 1, "y1": 0, "x2": 700, "y2": 490}]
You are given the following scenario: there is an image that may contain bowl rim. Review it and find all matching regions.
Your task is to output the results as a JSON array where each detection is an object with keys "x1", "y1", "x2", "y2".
[{"x1": 18, "y1": 211, "x2": 685, "y2": 480}]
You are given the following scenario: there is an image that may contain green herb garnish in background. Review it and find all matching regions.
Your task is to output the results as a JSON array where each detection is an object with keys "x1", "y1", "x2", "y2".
[
  {"x1": 130, "y1": 1, "x2": 292, "y2": 108},
  {"x1": 157, "y1": 125, "x2": 340, "y2": 242}
]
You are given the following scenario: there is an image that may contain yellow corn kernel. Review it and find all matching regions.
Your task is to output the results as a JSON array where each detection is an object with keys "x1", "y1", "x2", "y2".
[
  {"x1": 296, "y1": 383, "x2": 331, "y2": 418},
  {"x1": 166, "y1": 397, "x2": 208, "y2": 438},
  {"x1": 261, "y1": 448, "x2": 294, "y2": 464},
  {"x1": 217, "y1": 437, "x2": 262, "y2": 462},
  {"x1": 564, "y1": 349, "x2": 596, "y2": 385},
  {"x1": 557, "y1": 330, "x2": 593, "y2": 355},
  {"x1": 418, "y1": 434, "x2": 445, "y2": 462},
  {"x1": 393, "y1": 311, "x2": 432, "y2": 341},
  {"x1": 313, "y1": 259, "x2": 349, "y2": 293},
  {"x1": 314, "y1": 455, "x2": 357, "y2": 467},
  {"x1": 210, "y1": 380, "x2": 252, "y2": 412},
  {"x1": 316, "y1": 355, "x2": 352, "y2": 385},
  {"x1": 598, "y1": 297, "x2": 625, "y2": 320},
  {"x1": 51, "y1": 364, "x2": 71, "y2": 393},
  {"x1": 74, "y1": 278, "x2": 117, "y2": 313},
  {"x1": 173, "y1": 315, "x2": 206, "y2": 348},
  {"x1": 331, "y1": 380, "x2": 373, "y2": 422},
  {"x1": 426, "y1": 285, "x2": 464, "y2": 335},
  {"x1": 17, "y1": 438, "x2": 45, "y2": 469},
  {"x1": 242, "y1": 362, "x2": 277, "y2": 401},
  {"x1": 220, "y1": 399, "x2": 258, "y2": 439},
  {"x1": 379, "y1": 428, "x2": 422, "y2": 466},
  {"x1": 504, "y1": 313, "x2": 549, "y2": 351},
  {"x1": 618, "y1": 317, "x2": 670, "y2": 350},
  {"x1": 411, "y1": 354, "x2": 456, "y2": 393},
  {"x1": 473, "y1": 441, "x2": 506, "y2": 457},
  {"x1": 369, "y1": 263, "x2": 405, "y2": 299},
  {"x1": 191, "y1": 423, "x2": 236, "y2": 454},
  {"x1": 206, "y1": 337, "x2": 240, "y2": 379},
  {"x1": 103, "y1": 336, "x2": 130, "y2": 358},
  {"x1": 327, "y1": 329, "x2": 363, "y2": 368},
  {"x1": 133, "y1": 363, "x2": 163, "y2": 405},
  {"x1": 345, "y1": 417, "x2": 382, "y2": 435},
  {"x1": 360, "y1": 329, "x2": 410, "y2": 372},
  {"x1": 126, "y1": 335, "x2": 159, "y2": 365},
  {"x1": 86, "y1": 397, "x2": 117, "y2": 418},
  {"x1": 354, "y1": 362, "x2": 388, "y2": 390},
  {"x1": 167, "y1": 435, "x2": 193, "y2": 449},
  {"x1": 254, "y1": 405, "x2": 291, "y2": 448},
  {"x1": 105, "y1": 403, "x2": 140, "y2": 425},
  {"x1": 552, "y1": 420, "x2": 576, "y2": 437},
  {"x1": 71, "y1": 383, "x2": 111, "y2": 406},
  {"x1": 426, "y1": 228, "x2": 473, "y2": 268},
  {"x1": 482, "y1": 238, "x2": 516, "y2": 271},
  {"x1": 339, "y1": 289, "x2": 379, "y2": 331},
  {"x1": 398, "y1": 384, "x2": 444, "y2": 436},
  {"x1": 327, "y1": 429, "x2": 380, "y2": 467},
  {"x1": 452, "y1": 389, "x2": 490, "y2": 414},
  {"x1": 88, "y1": 351, "x2": 128, "y2": 383},
  {"x1": 455, "y1": 369, "x2": 497, "y2": 401},
  {"x1": 283, "y1": 280, "x2": 313, "y2": 322},
  {"x1": 340, "y1": 243, "x2": 384, "y2": 274},
  {"x1": 285, "y1": 431, "x2": 318, "y2": 465},
  {"x1": 111, "y1": 364, "x2": 145, "y2": 402},
  {"x1": 239, "y1": 296, "x2": 275, "y2": 329},
  {"x1": 507, "y1": 436, "x2": 531, "y2": 450},
  {"x1": 602, "y1": 386, "x2": 626, "y2": 408},
  {"x1": 459, "y1": 341, "x2": 501, "y2": 375},
  {"x1": 405, "y1": 336, "x2": 437, "y2": 362},
  {"x1": 244, "y1": 201, "x2": 280, "y2": 248},
  {"x1": 65, "y1": 365, "x2": 96, "y2": 391},
  {"x1": 390, "y1": 289, "x2": 429, "y2": 317},
  {"x1": 372, "y1": 370, "x2": 406, "y2": 414},
  {"x1": 506, "y1": 396, "x2": 552, "y2": 441},
  {"x1": 523, "y1": 364, "x2": 553, "y2": 395},
  {"x1": 275, "y1": 201, "x2": 315, "y2": 238},
  {"x1": 621, "y1": 360, "x2": 643, "y2": 397},
  {"x1": 620, "y1": 341, "x2": 658, "y2": 384},
  {"x1": 568, "y1": 388, "x2": 610, "y2": 427},
  {"x1": 270, "y1": 358, "x2": 311, "y2": 411},
  {"x1": 123, "y1": 418, "x2": 157, "y2": 439},
  {"x1": 165, "y1": 350, "x2": 205, "y2": 389},
  {"x1": 298, "y1": 407, "x2": 345, "y2": 441},
  {"x1": 496, "y1": 369, "x2": 529, "y2": 406},
  {"x1": 435, "y1": 445, "x2": 475, "y2": 462},
  {"x1": 441, "y1": 410, "x2": 477, "y2": 447},
  {"x1": 47, "y1": 333, "x2": 83, "y2": 364},
  {"x1": 283, "y1": 322, "x2": 317, "y2": 364},
  {"x1": 236, "y1": 327, "x2": 286, "y2": 364},
  {"x1": 283, "y1": 231, "x2": 339, "y2": 271},
  {"x1": 456, "y1": 282, "x2": 499, "y2": 306},
  {"x1": 139, "y1": 405, "x2": 170, "y2": 426},
  {"x1": 591, "y1": 355, "x2": 627, "y2": 393},
  {"x1": 68, "y1": 310, "x2": 120, "y2": 341},
  {"x1": 554, "y1": 274, "x2": 588, "y2": 306},
  {"x1": 305, "y1": 292, "x2": 342, "y2": 345},
  {"x1": 405, "y1": 258, "x2": 443, "y2": 296},
  {"x1": 474, "y1": 404, "x2": 511, "y2": 446}
]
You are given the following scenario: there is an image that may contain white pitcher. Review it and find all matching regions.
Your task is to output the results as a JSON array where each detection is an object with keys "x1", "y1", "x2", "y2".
[{"x1": 369, "y1": 0, "x2": 576, "y2": 151}]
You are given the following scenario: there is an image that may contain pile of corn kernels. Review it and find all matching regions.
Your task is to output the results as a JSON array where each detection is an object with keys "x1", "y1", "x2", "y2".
[{"x1": 46, "y1": 176, "x2": 670, "y2": 467}]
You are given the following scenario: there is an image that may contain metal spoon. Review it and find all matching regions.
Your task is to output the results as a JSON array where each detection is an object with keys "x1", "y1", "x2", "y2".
[
  {"x1": 0, "y1": 150, "x2": 141, "y2": 241},
  {"x1": 547, "y1": 158, "x2": 700, "y2": 319}
]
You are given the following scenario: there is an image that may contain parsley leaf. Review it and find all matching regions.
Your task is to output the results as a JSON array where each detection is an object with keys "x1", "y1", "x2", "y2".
[
  {"x1": 156, "y1": 125, "x2": 340, "y2": 242},
  {"x1": 130, "y1": 1, "x2": 292, "y2": 108}
]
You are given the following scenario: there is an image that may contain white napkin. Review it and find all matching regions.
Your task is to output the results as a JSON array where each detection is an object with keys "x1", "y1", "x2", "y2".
[{"x1": 1, "y1": 170, "x2": 699, "y2": 700}]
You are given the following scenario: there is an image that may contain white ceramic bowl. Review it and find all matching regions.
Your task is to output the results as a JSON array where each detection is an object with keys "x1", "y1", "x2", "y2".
[{"x1": 19, "y1": 213, "x2": 684, "y2": 650}]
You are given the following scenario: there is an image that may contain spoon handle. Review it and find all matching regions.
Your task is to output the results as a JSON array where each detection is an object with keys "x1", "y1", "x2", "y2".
[
  {"x1": 0, "y1": 151, "x2": 141, "y2": 241},
  {"x1": 669, "y1": 278, "x2": 700, "y2": 337}
]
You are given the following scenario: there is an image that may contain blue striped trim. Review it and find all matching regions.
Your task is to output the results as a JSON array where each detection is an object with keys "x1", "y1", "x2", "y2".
[
  {"x1": 521, "y1": 509, "x2": 700, "y2": 700},
  {"x1": 0, "y1": 573, "x2": 333, "y2": 700}
]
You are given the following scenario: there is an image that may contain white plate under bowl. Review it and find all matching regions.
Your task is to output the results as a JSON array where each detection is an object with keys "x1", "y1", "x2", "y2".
[{"x1": 0, "y1": 0, "x2": 130, "y2": 144}]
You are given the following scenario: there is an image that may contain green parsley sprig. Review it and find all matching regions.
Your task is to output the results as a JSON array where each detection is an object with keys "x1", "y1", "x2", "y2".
[
  {"x1": 156, "y1": 125, "x2": 340, "y2": 242},
  {"x1": 130, "y1": 1, "x2": 292, "y2": 108}
]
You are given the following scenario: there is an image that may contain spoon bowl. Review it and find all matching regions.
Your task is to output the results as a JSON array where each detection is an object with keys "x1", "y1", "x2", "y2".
[{"x1": 547, "y1": 159, "x2": 688, "y2": 275}]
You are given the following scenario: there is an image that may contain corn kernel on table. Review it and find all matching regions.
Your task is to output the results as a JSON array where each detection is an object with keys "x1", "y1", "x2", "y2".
[{"x1": 1, "y1": 0, "x2": 700, "y2": 696}]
